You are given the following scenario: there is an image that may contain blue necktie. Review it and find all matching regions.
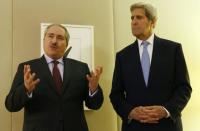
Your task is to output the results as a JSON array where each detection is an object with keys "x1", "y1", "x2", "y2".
[{"x1": 141, "y1": 41, "x2": 150, "y2": 86}]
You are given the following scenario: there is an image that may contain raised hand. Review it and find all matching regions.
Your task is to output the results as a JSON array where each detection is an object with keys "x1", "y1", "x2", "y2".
[
  {"x1": 24, "y1": 65, "x2": 40, "y2": 93},
  {"x1": 86, "y1": 66, "x2": 103, "y2": 93}
]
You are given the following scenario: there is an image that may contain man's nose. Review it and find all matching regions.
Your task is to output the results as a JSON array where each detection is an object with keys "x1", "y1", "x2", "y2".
[
  {"x1": 131, "y1": 19, "x2": 138, "y2": 25},
  {"x1": 52, "y1": 37, "x2": 57, "y2": 43}
]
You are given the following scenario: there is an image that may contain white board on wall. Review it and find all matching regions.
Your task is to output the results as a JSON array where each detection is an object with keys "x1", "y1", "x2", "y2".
[{"x1": 40, "y1": 23, "x2": 94, "y2": 70}]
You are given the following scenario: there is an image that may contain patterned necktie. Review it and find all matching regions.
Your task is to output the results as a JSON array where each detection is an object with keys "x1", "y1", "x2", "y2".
[
  {"x1": 141, "y1": 41, "x2": 150, "y2": 86},
  {"x1": 52, "y1": 61, "x2": 62, "y2": 94}
]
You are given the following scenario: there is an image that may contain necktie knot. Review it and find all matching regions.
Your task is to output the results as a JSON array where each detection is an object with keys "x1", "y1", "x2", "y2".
[
  {"x1": 53, "y1": 60, "x2": 59, "y2": 65},
  {"x1": 142, "y1": 41, "x2": 149, "y2": 48}
]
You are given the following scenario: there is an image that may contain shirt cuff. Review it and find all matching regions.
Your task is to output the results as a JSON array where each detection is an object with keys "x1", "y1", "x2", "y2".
[
  {"x1": 162, "y1": 106, "x2": 171, "y2": 118},
  {"x1": 27, "y1": 92, "x2": 33, "y2": 98},
  {"x1": 89, "y1": 89, "x2": 98, "y2": 97}
]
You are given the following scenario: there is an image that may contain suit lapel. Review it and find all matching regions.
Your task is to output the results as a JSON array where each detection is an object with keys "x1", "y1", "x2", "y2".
[
  {"x1": 62, "y1": 58, "x2": 72, "y2": 94},
  {"x1": 129, "y1": 41, "x2": 146, "y2": 87},
  {"x1": 132, "y1": 36, "x2": 163, "y2": 87},
  {"x1": 148, "y1": 36, "x2": 162, "y2": 87}
]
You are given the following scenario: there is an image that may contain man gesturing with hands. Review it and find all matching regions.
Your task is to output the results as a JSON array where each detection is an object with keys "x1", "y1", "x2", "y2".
[
  {"x1": 23, "y1": 64, "x2": 40, "y2": 94},
  {"x1": 5, "y1": 24, "x2": 103, "y2": 131}
]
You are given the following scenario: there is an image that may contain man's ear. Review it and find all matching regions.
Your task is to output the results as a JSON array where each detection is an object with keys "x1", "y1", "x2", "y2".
[{"x1": 152, "y1": 19, "x2": 157, "y2": 28}]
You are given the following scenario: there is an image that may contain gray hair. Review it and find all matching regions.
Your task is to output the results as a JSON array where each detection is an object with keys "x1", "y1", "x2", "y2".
[
  {"x1": 130, "y1": 2, "x2": 157, "y2": 22},
  {"x1": 44, "y1": 24, "x2": 70, "y2": 43}
]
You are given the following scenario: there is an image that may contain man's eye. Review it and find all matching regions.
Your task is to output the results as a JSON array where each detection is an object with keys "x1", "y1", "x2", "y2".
[
  {"x1": 131, "y1": 16, "x2": 134, "y2": 20},
  {"x1": 136, "y1": 16, "x2": 143, "y2": 20},
  {"x1": 57, "y1": 36, "x2": 65, "y2": 40},
  {"x1": 48, "y1": 35, "x2": 54, "y2": 38}
]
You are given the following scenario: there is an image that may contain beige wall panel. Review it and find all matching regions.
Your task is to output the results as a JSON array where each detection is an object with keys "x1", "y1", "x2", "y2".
[
  {"x1": 12, "y1": 0, "x2": 116, "y2": 131},
  {"x1": 0, "y1": 0, "x2": 12, "y2": 131}
]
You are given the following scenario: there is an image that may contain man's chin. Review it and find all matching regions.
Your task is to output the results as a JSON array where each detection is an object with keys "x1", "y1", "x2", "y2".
[
  {"x1": 132, "y1": 33, "x2": 140, "y2": 38},
  {"x1": 132, "y1": 31, "x2": 141, "y2": 36},
  {"x1": 47, "y1": 54, "x2": 61, "y2": 60}
]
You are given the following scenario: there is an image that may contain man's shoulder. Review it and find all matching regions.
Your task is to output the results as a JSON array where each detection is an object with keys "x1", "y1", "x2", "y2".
[
  {"x1": 156, "y1": 36, "x2": 181, "y2": 47},
  {"x1": 116, "y1": 42, "x2": 137, "y2": 56},
  {"x1": 19, "y1": 57, "x2": 42, "y2": 65},
  {"x1": 64, "y1": 58, "x2": 87, "y2": 66}
]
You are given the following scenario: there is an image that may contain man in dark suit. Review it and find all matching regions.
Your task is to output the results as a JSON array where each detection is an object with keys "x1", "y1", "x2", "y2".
[
  {"x1": 5, "y1": 24, "x2": 103, "y2": 131},
  {"x1": 110, "y1": 2, "x2": 192, "y2": 131}
]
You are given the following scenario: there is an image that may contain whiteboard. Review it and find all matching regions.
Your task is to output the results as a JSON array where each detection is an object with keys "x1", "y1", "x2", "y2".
[{"x1": 40, "y1": 23, "x2": 94, "y2": 70}]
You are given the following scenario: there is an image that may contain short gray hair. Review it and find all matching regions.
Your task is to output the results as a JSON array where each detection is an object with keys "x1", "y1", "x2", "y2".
[
  {"x1": 130, "y1": 2, "x2": 157, "y2": 22},
  {"x1": 44, "y1": 24, "x2": 70, "y2": 43}
]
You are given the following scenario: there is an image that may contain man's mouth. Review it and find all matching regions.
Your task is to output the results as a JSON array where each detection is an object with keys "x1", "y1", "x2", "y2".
[{"x1": 50, "y1": 45, "x2": 58, "y2": 50}]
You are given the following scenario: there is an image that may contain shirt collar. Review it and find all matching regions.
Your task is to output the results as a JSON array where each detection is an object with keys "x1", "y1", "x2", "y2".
[
  {"x1": 44, "y1": 54, "x2": 64, "y2": 64},
  {"x1": 137, "y1": 33, "x2": 155, "y2": 47}
]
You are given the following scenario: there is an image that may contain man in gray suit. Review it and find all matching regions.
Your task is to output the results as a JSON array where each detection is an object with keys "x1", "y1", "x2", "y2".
[{"x1": 5, "y1": 24, "x2": 103, "y2": 131}]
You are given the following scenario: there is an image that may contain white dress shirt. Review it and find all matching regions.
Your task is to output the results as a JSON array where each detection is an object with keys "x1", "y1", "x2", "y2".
[
  {"x1": 44, "y1": 54, "x2": 64, "y2": 80},
  {"x1": 137, "y1": 33, "x2": 154, "y2": 62}
]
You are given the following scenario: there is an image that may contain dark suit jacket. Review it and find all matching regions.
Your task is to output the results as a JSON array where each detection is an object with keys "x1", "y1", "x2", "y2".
[
  {"x1": 110, "y1": 36, "x2": 192, "y2": 131},
  {"x1": 5, "y1": 56, "x2": 103, "y2": 131}
]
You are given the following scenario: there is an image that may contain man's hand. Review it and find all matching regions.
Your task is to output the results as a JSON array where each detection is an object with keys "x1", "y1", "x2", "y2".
[
  {"x1": 143, "y1": 106, "x2": 168, "y2": 120},
  {"x1": 24, "y1": 65, "x2": 40, "y2": 93},
  {"x1": 129, "y1": 106, "x2": 167, "y2": 124},
  {"x1": 86, "y1": 66, "x2": 103, "y2": 93}
]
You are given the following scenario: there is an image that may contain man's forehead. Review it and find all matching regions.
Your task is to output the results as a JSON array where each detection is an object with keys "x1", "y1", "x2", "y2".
[
  {"x1": 47, "y1": 26, "x2": 65, "y2": 33},
  {"x1": 132, "y1": 8, "x2": 145, "y2": 14}
]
